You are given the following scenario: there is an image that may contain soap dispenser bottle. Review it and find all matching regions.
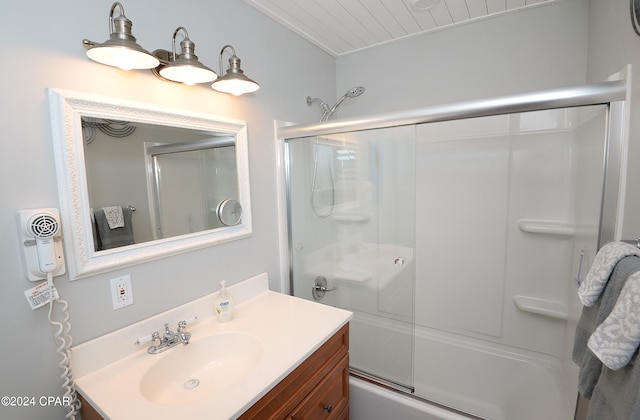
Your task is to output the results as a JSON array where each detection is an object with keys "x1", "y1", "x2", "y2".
[{"x1": 214, "y1": 280, "x2": 234, "y2": 322}]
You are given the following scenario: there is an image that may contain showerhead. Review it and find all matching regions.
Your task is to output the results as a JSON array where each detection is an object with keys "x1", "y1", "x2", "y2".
[
  {"x1": 321, "y1": 86, "x2": 366, "y2": 121},
  {"x1": 345, "y1": 86, "x2": 365, "y2": 98}
]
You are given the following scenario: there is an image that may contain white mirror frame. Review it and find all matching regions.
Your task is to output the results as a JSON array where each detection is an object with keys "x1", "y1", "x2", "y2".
[{"x1": 48, "y1": 88, "x2": 252, "y2": 280}]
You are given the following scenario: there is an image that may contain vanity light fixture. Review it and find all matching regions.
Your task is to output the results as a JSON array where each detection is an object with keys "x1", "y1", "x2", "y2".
[
  {"x1": 152, "y1": 27, "x2": 218, "y2": 86},
  {"x1": 82, "y1": 2, "x2": 159, "y2": 70},
  {"x1": 211, "y1": 45, "x2": 260, "y2": 96}
]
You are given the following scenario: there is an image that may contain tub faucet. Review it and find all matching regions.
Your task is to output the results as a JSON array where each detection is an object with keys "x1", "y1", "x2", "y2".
[{"x1": 146, "y1": 321, "x2": 192, "y2": 354}]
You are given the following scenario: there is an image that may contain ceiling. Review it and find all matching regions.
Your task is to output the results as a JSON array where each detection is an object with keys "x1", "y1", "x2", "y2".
[{"x1": 243, "y1": 0, "x2": 561, "y2": 57}]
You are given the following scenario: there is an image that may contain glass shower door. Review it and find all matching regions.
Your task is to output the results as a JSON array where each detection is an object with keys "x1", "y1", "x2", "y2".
[
  {"x1": 410, "y1": 105, "x2": 608, "y2": 419},
  {"x1": 286, "y1": 125, "x2": 416, "y2": 390}
]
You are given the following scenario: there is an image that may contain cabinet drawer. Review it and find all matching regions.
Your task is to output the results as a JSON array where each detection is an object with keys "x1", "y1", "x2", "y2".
[{"x1": 290, "y1": 353, "x2": 349, "y2": 420}]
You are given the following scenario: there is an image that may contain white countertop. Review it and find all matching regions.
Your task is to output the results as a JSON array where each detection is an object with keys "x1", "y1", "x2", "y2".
[{"x1": 71, "y1": 273, "x2": 352, "y2": 419}]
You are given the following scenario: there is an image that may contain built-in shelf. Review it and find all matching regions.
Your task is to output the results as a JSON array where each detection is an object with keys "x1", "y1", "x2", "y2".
[
  {"x1": 333, "y1": 268, "x2": 372, "y2": 283},
  {"x1": 513, "y1": 295, "x2": 578, "y2": 321},
  {"x1": 332, "y1": 212, "x2": 371, "y2": 223},
  {"x1": 517, "y1": 219, "x2": 575, "y2": 237}
]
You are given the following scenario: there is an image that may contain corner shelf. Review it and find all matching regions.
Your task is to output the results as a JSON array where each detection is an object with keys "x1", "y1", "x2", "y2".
[{"x1": 513, "y1": 295, "x2": 578, "y2": 321}]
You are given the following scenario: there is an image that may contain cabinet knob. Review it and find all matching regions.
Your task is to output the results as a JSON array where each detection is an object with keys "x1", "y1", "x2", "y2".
[{"x1": 323, "y1": 404, "x2": 333, "y2": 413}]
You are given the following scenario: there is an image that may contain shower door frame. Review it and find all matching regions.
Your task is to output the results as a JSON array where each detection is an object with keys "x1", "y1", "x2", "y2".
[{"x1": 276, "y1": 75, "x2": 630, "y2": 420}]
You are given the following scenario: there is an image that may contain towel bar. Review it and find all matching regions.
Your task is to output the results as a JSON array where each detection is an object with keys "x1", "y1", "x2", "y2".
[{"x1": 621, "y1": 238, "x2": 640, "y2": 248}]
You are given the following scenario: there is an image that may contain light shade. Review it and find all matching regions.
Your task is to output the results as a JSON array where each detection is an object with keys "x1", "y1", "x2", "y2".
[
  {"x1": 211, "y1": 45, "x2": 259, "y2": 96},
  {"x1": 157, "y1": 27, "x2": 217, "y2": 85},
  {"x1": 83, "y1": 2, "x2": 159, "y2": 70}
]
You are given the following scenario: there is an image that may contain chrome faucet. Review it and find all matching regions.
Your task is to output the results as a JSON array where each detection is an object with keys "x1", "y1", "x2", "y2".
[{"x1": 146, "y1": 321, "x2": 192, "y2": 354}]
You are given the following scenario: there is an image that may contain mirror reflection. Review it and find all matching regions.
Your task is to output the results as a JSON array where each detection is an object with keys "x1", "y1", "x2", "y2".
[{"x1": 83, "y1": 118, "x2": 241, "y2": 251}]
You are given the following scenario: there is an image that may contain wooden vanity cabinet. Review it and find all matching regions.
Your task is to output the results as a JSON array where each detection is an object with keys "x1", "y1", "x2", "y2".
[
  {"x1": 77, "y1": 393, "x2": 103, "y2": 420},
  {"x1": 239, "y1": 323, "x2": 350, "y2": 420}
]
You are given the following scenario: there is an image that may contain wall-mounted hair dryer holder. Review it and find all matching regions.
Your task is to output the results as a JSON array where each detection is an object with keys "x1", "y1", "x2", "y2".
[{"x1": 17, "y1": 208, "x2": 66, "y2": 281}]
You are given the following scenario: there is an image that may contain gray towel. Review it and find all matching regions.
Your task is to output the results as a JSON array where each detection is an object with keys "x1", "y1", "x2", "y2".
[
  {"x1": 572, "y1": 255, "x2": 640, "y2": 419},
  {"x1": 588, "y1": 355, "x2": 640, "y2": 419},
  {"x1": 588, "y1": 270, "x2": 640, "y2": 370},
  {"x1": 94, "y1": 207, "x2": 134, "y2": 250}
]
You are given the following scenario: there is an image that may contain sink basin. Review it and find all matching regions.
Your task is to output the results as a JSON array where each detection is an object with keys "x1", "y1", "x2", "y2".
[{"x1": 139, "y1": 332, "x2": 263, "y2": 405}]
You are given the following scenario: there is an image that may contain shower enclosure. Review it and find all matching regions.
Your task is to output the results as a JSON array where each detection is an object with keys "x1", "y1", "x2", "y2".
[
  {"x1": 280, "y1": 80, "x2": 629, "y2": 419},
  {"x1": 146, "y1": 137, "x2": 238, "y2": 239}
]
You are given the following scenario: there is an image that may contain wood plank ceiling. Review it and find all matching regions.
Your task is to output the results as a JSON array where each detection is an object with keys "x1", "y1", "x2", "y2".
[{"x1": 243, "y1": 0, "x2": 561, "y2": 57}]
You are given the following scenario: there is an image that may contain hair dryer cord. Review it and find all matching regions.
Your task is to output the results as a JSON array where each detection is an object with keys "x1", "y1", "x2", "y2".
[{"x1": 48, "y1": 273, "x2": 81, "y2": 419}]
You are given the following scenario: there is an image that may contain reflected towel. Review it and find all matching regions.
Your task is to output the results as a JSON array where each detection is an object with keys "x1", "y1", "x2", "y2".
[
  {"x1": 102, "y1": 206, "x2": 124, "y2": 229},
  {"x1": 578, "y1": 242, "x2": 640, "y2": 307},
  {"x1": 94, "y1": 207, "x2": 134, "y2": 250},
  {"x1": 588, "y1": 271, "x2": 640, "y2": 370}
]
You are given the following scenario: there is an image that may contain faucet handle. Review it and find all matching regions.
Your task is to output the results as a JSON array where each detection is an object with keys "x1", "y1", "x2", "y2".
[
  {"x1": 134, "y1": 331, "x2": 162, "y2": 346},
  {"x1": 134, "y1": 334, "x2": 153, "y2": 346},
  {"x1": 177, "y1": 316, "x2": 198, "y2": 332}
]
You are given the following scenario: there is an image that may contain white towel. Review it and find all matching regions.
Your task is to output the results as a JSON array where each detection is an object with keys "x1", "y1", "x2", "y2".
[
  {"x1": 101, "y1": 206, "x2": 125, "y2": 229},
  {"x1": 588, "y1": 270, "x2": 640, "y2": 370},
  {"x1": 578, "y1": 242, "x2": 640, "y2": 307}
]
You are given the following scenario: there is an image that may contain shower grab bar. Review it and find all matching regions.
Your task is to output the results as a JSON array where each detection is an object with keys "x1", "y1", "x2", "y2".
[{"x1": 279, "y1": 80, "x2": 626, "y2": 139}]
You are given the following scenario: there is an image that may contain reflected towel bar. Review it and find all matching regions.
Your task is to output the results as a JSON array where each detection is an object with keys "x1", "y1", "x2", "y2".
[{"x1": 621, "y1": 238, "x2": 640, "y2": 248}]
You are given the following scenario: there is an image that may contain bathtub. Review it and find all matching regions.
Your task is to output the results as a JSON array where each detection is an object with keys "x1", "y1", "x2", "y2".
[
  {"x1": 349, "y1": 376, "x2": 477, "y2": 420},
  {"x1": 347, "y1": 312, "x2": 577, "y2": 420}
]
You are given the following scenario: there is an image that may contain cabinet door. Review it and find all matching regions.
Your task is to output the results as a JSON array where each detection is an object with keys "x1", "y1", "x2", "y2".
[{"x1": 290, "y1": 354, "x2": 349, "y2": 420}]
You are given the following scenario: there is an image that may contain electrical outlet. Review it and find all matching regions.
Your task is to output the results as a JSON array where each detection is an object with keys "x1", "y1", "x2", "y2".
[{"x1": 110, "y1": 275, "x2": 133, "y2": 310}]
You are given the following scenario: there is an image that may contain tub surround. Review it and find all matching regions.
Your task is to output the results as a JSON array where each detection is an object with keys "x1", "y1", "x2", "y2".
[{"x1": 71, "y1": 273, "x2": 352, "y2": 419}]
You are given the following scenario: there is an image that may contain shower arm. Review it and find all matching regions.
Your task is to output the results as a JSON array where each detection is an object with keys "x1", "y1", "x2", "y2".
[{"x1": 306, "y1": 97, "x2": 330, "y2": 114}]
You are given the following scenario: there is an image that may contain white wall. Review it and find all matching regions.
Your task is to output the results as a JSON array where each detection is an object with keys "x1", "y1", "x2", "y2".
[
  {"x1": 0, "y1": 1, "x2": 334, "y2": 419},
  {"x1": 335, "y1": 0, "x2": 589, "y2": 117}
]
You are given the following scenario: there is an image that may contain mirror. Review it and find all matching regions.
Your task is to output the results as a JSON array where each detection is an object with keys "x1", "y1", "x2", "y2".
[{"x1": 49, "y1": 88, "x2": 252, "y2": 279}]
